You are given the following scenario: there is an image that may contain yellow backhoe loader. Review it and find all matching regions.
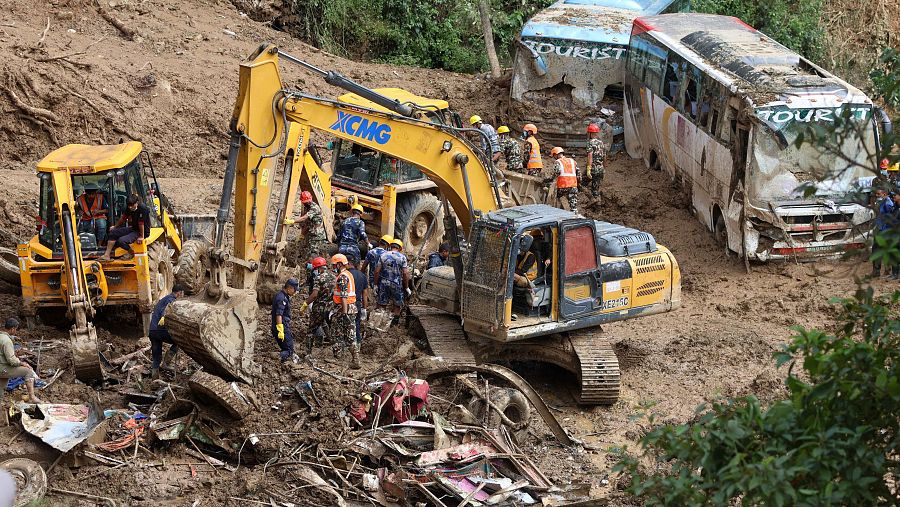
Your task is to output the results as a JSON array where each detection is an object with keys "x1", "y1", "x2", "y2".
[
  {"x1": 16, "y1": 142, "x2": 214, "y2": 382},
  {"x1": 166, "y1": 44, "x2": 681, "y2": 404}
]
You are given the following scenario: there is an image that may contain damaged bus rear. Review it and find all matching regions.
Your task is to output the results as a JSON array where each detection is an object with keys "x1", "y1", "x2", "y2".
[
  {"x1": 623, "y1": 14, "x2": 889, "y2": 261},
  {"x1": 510, "y1": 0, "x2": 687, "y2": 148}
]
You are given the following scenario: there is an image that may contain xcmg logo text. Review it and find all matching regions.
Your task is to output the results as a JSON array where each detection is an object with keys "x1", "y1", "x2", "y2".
[{"x1": 330, "y1": 111, "x2": 392, "y2": 144}]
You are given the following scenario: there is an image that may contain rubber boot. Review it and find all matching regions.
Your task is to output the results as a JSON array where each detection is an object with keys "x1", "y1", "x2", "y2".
[
  {"x1": 350, "y1": 344, "x2": 361, "y2": 370},
  {"x1": 150, "y1": 368, "x2": 159, "y2": 380},
  {"x1": 161, "y1": 347, "x2": 177, "y2": 369}
]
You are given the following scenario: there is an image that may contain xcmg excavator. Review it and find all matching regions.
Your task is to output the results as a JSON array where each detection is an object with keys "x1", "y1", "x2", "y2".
[{"x1": 166, "y1": 44, "x2": 682, "y2": 405}]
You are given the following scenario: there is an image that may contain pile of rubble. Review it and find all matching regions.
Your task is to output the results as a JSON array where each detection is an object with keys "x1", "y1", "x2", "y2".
[{"x1": 2, "y1": 336, "x2": 604, "y2": 506}]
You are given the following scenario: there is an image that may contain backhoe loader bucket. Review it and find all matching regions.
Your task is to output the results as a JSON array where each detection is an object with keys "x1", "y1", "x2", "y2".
[
  {"x1": 71, "y1": 324, "x2": 102, "y2": 383},
  {"x1": 164, "y1": 287, "x2": 259, "y2": 384}
]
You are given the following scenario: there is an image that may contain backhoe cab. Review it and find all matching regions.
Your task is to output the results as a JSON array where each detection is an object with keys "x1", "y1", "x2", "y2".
[{"x1": 328, "y1": 89, "x2": 463, "y2": 259}]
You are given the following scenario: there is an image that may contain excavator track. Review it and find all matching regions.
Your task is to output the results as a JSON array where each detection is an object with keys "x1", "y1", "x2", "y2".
[
  {"x1": 569, "y1": 329, "x2": 620, "y2": 405},
  {"x1": 407, "y1": 305, "x2": 476, "y2": 366}
]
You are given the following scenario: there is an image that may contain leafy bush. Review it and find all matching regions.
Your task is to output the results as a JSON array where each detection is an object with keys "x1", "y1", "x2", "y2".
[{"x1": 615, "y1": 287, "x2": 900, "y2": 506}]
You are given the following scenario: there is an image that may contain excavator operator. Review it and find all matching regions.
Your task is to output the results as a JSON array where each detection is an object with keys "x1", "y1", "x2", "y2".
[
  {"x1": 76, "y1": 182, "x2": 110, "y2": 245},
  {"x1": 513, "y1": 229, "x2": 551, "y2": 287}
]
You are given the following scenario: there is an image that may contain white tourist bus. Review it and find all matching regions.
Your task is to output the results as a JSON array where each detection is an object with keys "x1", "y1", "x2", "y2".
[
  {"x1": 623, "y1": 13, "x2": 885, "y2": 260},
  {"x1": 509, "y1": 0, "x2": 688, "y2": 148}
]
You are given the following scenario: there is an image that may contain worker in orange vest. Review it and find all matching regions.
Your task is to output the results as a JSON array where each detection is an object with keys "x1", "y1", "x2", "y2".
[
  {"x1": 76, "y1": 182, "x2": 110, "y2": 243},
  {"x1": 544, "y1": 147, "x2": 579, "y2": 213},
  {"x1": 522, "y1": 123, "x2": 543, "y2": 176},
  {"x1": 331, "y1": 253, "x2": 361, "y2": 368}
]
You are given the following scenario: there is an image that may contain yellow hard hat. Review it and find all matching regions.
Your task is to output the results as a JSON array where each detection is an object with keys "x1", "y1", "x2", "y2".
[
  {"x1": 380, "y1": 234, "x2": 393, "y2": 244},
  {"x1": 331, "y1": 253, "x2": 348, "y2": 266},
  {"x1": 550, "y1": 146, "x2": 564, "y2": 156},
  {"x1": 391, "y1": 238, "x2": 404, "y2": 249},
  {"x1": 351, "y1": 204, "x2": 364, "y2": 213},
  {"x1": 497, "y1": 125, "x2": 510, "y2": 134},
  {"x1": 889, "y1": 163, "x2": 899, "y2": 172},
  {"x1": 469, "y1": 115, "x2": 482, "y2": 125}
]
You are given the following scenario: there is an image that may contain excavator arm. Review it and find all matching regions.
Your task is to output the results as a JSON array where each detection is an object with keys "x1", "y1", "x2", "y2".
[
  {"x1": 49, "y1": 169, "x2": 102, "y2": 381},
  {"x1": 166, "y1": 44, "x2": 502, "y2": 383}
]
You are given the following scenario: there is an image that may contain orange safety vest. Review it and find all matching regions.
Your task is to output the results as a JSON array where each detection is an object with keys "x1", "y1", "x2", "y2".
[
  {"x1": 333, "y1": 269, "x2": 357, "y2": 305},
  {"x1": 78, "y1": 193, "x2": 107, "y2": 220},
  {"x1": 556, "y1": 157, "x2": 578, "y2": 189},
  {"x1": 525, "y1": 137, "x2": 542, "y2": 170}
]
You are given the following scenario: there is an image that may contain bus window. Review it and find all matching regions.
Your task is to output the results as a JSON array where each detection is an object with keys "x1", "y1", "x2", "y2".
[
  {"x1": 642, "y1": 35, "x2": 667, "y2": 96},
  {"x1": 663, "y1": 55, "x2": 685, "y2": 104},
  {"x1": 698, "y1": 75, "x2": 717, "y2": 128},
  {"x1": 681, "y1": 65, "x2": 701, "y2": 120}
]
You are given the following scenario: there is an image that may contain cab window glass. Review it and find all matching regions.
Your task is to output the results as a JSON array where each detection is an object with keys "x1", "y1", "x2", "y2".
[{"x1": 564, "y1": 226, "x2": 597, "y2": 275}]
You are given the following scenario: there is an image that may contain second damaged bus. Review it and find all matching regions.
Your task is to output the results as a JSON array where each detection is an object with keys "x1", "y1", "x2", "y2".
[{"x1": 623, "y1": 13, "x2": 887, "y2": 261}]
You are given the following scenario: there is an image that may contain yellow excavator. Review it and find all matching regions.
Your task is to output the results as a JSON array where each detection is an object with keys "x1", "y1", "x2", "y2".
[{"x1": 166, "y1": 44, "x2": 681, "y2": 404}]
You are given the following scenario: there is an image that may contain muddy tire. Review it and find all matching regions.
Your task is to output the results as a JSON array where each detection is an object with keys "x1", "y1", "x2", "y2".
[
  {"x1": 174, "y1": 239, "x2": 209, "y2": 294},
  {"x1": 1, "y1": 458, "x2": 47, "y2": 507},
  {"x1": 714, "y1": 213, "x2": 728, "y2": 247},
  {"x1": 188, "y1": 370, "x2": 252, "y2": 420},
  {"x1": 0, "y1": 247, "x2": 20, "y2": 286},
  {"x1": 468, "y1": 387, "x2": 531, "y2": 430},
  {"x1": 148, "y1": 242, "x2": 174, "y2": 302},
  {"x1": 395, "y1": 193, "x2": 444, "y2": 258}
]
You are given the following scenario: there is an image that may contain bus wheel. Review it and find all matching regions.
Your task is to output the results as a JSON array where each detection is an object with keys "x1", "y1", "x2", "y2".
[
  {"x1": 714, "y1": 213, "x2": 728, "y2": 247},
  {"x1": 649, "y1": 150, "x2": 661, "y2": 171}
]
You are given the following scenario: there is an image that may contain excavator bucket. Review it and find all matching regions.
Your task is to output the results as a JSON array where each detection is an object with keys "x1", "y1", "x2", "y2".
[
  {"x1": 71, "y1": 324, "x2": 102, "y2": 382},
  {"x1": 164, "y1": 288, "x2": 259, "y2": 384}
]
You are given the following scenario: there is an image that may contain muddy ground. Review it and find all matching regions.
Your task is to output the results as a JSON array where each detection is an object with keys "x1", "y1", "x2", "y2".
[{"x1": 0, "y1": 0, "x2": 895, "y2": 505}]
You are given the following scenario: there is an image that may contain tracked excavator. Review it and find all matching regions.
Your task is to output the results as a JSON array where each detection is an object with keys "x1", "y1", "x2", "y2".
[{"x1": 166, "y1": 44, "x2": 681, "y2": 404}]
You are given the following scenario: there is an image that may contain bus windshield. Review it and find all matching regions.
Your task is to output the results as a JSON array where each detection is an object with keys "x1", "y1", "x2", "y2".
[{"x1": 751, "y1": 105, "x2": 876, "y2": 200}]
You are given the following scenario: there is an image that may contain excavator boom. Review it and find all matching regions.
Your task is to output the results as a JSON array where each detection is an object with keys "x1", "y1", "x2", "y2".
[{"x1": 167, "y1": 44, "x2": 502, "y2": 382}]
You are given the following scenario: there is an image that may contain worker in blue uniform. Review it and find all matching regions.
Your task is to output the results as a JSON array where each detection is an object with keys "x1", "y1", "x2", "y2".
[{"x1": 272, "y1": 278, "x2": 299, "y2": 362}]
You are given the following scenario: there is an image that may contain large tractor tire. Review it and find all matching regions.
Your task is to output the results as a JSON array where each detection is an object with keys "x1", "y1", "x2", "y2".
[
  {"x1": 395, "y1": 193, "x2": 444, "y2": 258},
  {"x1": 1, "y1": 458, "x2": 47, "y2": 507},
  {"x1": 148, "y1": 242, "x2": 174, "y2": 302},
  {"x1": 174, "y1": 239, "x2": 209, "y2": 294},
  {"x1": 188, "y1": 370, "x2": 253, "y2": 420},
  {"x1": 0, "y1": 247, "x2": 20, "y2": 285}
]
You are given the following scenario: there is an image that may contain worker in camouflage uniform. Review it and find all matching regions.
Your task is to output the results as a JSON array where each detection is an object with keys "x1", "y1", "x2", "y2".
[
  {"x1": 497, "y1": 126, "x2": 523, "y2": 173},
  {"x1": 374, "y1": 238, "x2": 411, "y2": 326},
  {"x1": 300, "y1": 256, "x2": 335, "y2": 354},
  {"x1": 362, "y1": 234, "x2": 392, "y2": 300},
  {"x1": 545, "y1": 147, "x2": 579, "y2": 214},
  {"x1": 285, "y1": 191, "x2": 328, "y2": 267},
  {"x1": 330, "y1": 254, "x2": 360, "y2": 368},
  {"x1": 586, "y1": 123, "x2": 607, "y2": 198},
  {"x1": 338, "y1": 203, "x2": 371, "y2": 262}
]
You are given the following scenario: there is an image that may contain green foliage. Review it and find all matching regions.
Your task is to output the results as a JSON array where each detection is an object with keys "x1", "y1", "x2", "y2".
[
  {"x1": 616, "y1": 287, "x2": 900, "y2": 506},
  {"x1": 691, "y1": 0, "x2": 826, "y2": 62},
  {"x1": 287, "y1": 0, "x2": 552, "y2": 73},
  {"x1": 870, "y1": 47, "x2": 900, "y2": 111}
]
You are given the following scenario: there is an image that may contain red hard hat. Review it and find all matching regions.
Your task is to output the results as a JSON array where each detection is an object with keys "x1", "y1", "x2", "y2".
[
  {"x1": 311, "y1": 257, "x2": 327, "y2": 269},
  {"x1": 881, "y1": 158, "x2": 890, "y2": 170},
  {"x1": 587, "y1": 123, "x2": 600, "y2": 133},
  {"x1": 300, "y1": 191, "x2": 313, "y2": 203}
]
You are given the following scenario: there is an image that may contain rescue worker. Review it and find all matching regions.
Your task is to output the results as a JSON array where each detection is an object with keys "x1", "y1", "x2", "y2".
[
  {"x1": 330, "y1": 254, "x2": 360, "y2": 368},
  {"x1": 362, "y1": 235, "x2": 392, "y2": 297},
  {"x1": 0, "y1": 318, "x2": 41, "y2": 412},
  {"x1": 513, "y1": 245, "x2": 538, "y2": 287},
  {"x1": 470, "y1": 115, "x2": 502, "y2": 163},
  {"x1": 148, "y1": 283, "x2": 186, "y2": 379},
  {"x1": 347, "y1": 256, "x2": 369, "y2": 345},
  {"x1": 586, "y1": 123, "x2": 607, "y2": 197},
  {"x1": 522, "y1": 123, "x2": 543, "y2": 176},
  {"x1": 285, "y1": 190, "x2": 328, "y2": 266},
  {"x1": 872, "y1": 189, "x2": 895, "y2": 278},
  {"x1": 100, "y1": 195, "x2": 151, "y2": 261},
  {"x1": 76, "y1": 182, "x2": 110, "y2": 243},
  {"x1": 497, "y1": 126, "x2": 523, "y2": 173},
  {"x1": 545, "y1": 147, "x2": 579, "y2": 214},
  {"x1": 374, "y1": 238, "x2": 411, "y2": 323},
  {"x1": 427, "y1": 243, "x2": 450, "y2": 269},
  {"x1": 271, "y1": 278, "x2": 299, "y2": 363},
  {"x1": 338, "y1": 203, "x2": 371, "y2": 262},
  {"x1": 301, "y1": 256, "x2": 335, "y2": 353}
]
